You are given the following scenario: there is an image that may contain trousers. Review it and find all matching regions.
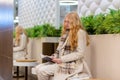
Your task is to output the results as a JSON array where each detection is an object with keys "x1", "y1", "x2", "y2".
[{"x1": 35, "y1": 63, "x2": 58, "y2": 80}]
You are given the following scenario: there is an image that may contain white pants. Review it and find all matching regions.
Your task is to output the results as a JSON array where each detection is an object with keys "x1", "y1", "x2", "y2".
[{"x1": 35, "y1": 63, "x2": 58, "y2": 80}]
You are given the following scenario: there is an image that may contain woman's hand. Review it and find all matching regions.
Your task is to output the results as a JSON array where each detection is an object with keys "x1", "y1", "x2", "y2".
[
  {"x1": 52, "y1": 58, "x2": 62, "y2": 64},
  {"x1": 50, "y1": 55, "x2": 55, "y2": 58}
]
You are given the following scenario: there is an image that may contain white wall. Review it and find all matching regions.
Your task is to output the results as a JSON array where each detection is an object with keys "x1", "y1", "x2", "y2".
[
  {"x1": 78, "y1": 0, "x2": 120, "y2": 16},
  {"x1": 18, "y1": 0, "x2": 60, "y2": 28}
]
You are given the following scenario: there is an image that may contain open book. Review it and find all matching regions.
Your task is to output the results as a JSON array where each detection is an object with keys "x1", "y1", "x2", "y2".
[
  {"x1": 40, "y1": 54, "x2": 55, "y2": 63},
  {"x1": 40, "y1": 53, "x2": 50, "y2": 58}
]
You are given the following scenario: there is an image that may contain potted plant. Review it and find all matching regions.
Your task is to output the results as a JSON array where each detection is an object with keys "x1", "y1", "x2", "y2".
[{"x1": 81, "y1": 9, "x2": 120, "y2": 34}]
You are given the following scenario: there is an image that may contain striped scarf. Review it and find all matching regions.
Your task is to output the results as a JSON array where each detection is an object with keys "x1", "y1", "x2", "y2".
[{"x1": 55, "y1": 31, "x2": 77, "y2": 74}]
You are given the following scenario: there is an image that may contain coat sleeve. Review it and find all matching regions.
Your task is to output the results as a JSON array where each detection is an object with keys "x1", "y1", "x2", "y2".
[
  {"x1": 13, "y1": 34, "x2": 27, "y2": 52},
  {"x1": 61, "y1": 30, "x2": 87, "y2": 62}
]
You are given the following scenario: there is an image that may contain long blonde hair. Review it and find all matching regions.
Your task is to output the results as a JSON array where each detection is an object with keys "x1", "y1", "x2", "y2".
[
  {"x1": 62, "y1": 12, "x2": 90, "y2": 51},
  {"x1": 15, "y1": 26, "x2": 28, "y2": 46}
]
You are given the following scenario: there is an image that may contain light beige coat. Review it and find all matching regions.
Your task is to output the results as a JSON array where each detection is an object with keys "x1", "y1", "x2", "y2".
[
  {"x1": 35, "y1": 29, "x2": 91, "y2": 80},
  {"x1": 54, "y1": 29, "x2": 91, "y2": 80},
  {"x1": 13, "y1": 33, "x2": 27, "y2": 60}
]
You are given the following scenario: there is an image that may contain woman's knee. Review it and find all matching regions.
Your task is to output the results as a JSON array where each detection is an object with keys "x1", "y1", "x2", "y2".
[
  {"x1": 36, "y1": 64, "x2": 57, "y2": 76},
  {"x1": 35, "y1": 64, "x2": 44, "y2": 70},
  {"x1": 36, "y1": 66, "x2": 48, "y2": 76},
  {"x1": 35, "y1": 64, "x2": 46, "y2": 75}
]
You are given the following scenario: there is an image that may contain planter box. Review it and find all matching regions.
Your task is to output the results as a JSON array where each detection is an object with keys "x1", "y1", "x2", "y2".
[{"x1": 85, "y1": 34, "x2": 120, "y2": 80}]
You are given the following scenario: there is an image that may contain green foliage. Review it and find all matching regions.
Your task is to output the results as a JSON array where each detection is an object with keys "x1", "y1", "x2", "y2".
[
  {"x1": 81, "y1": 15, "x2": 95, "y2": 34},
  {"x1": 25, "y1": 28, "x2": 34, "y2": 38},
  {"x1": 81, "y1": 9, "x2": 120, "y2": 34},
  {"x1": 25, "y1": 23, "x2": 62, "y2": 38},
  {"x1": 14, "y1": 9, "x2": 120, "y2": 38},
  {"x1": 13, "y1": 31, "x2": 15, "y2": 38}
]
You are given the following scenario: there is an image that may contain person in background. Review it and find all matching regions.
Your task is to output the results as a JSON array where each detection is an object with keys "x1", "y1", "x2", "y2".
[
  {"x1": 35, "y1": 12, "x2": 91, "y2": 80},
  {"x1": 13, "y1": 25, "x2": 28, "y2": 60}
]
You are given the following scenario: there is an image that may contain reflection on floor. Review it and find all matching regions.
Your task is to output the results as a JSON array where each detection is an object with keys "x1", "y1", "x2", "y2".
[
  {"x1": 13, "y1": 77, "x2": 37, "y2": 80},
  {"x1": 13, "y1": 75, "x2": 37, "y2": 80},
  {"x1": 13, "y1": 67, "x2": 37, "y2": 80}
]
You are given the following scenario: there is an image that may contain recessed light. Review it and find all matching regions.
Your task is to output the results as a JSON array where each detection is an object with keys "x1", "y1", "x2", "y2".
[{"x1": 60, "y1": 1, "x2": 78, "y2": 5}]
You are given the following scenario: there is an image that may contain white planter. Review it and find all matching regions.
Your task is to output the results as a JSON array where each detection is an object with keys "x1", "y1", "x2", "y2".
[{"x1": 85, "y1": 34, "x2": 120, "y2": 80}]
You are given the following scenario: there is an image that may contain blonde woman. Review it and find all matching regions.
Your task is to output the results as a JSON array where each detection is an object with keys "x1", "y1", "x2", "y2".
[
  {"x1": 13, "y1": 25, "x2": 28, "y2": 60},
  {"x1": 35, "y1": 12, "x2": 91, "y2": 80}
]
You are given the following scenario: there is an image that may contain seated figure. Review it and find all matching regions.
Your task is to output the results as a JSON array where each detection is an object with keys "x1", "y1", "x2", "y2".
[
  {"x1": 13, "y1": 25, "x2": 28, "y2": 60},
  {"x1": 35, "y1": 12, "x2": 92, "y2": 80}
]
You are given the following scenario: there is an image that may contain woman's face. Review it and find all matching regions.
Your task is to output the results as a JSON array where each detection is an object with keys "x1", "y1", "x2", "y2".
[{"x1": 64, "y1": 17, "x2": 70, "y2": 29}]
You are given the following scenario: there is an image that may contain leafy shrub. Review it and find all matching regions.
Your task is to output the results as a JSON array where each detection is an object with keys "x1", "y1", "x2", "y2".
[
  {"x1": 14, "y1": 9, "x2": 120, "y2": 38},
  {"x1": 81, "y1": 9, "x2": 120, "y2": 34},
  {"x1": 25, "y1": 23, "x2": 62, "y2": 38}
]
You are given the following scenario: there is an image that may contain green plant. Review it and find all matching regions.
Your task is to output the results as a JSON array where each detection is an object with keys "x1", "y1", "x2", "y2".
[
  {"x1": 25, "y1": 23, "x2": 62, "y2": 38},
  {"x1": 25, "y1": 28, "x2": 34, "y2": 38},
  {"x1": 13, "y1": 31, "x2": 15, "y2": 38},
  {"x1": 81, "y1": 9, "x2": 120, "y2": 34},
  {"x1": 101, "y1": 9, "x2": 120, "y2": 34},
  {"x1": 81, "y1": 15, "x2": 95, "y2": 34},
  {"x1": 17, "y1": 9, "x2": 120, "y2": 38},
  {"x1": 40, "y1": 24, "x2": 56, "y2": 37}
]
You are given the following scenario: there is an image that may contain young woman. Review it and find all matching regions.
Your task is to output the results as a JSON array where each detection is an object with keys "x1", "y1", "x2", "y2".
[
  {"x1": 13, "y1": 25, "x2": 28, "y2": 60},
  {"x1": 35, "y1": 12, "x2": 91, "y2": 80}
]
